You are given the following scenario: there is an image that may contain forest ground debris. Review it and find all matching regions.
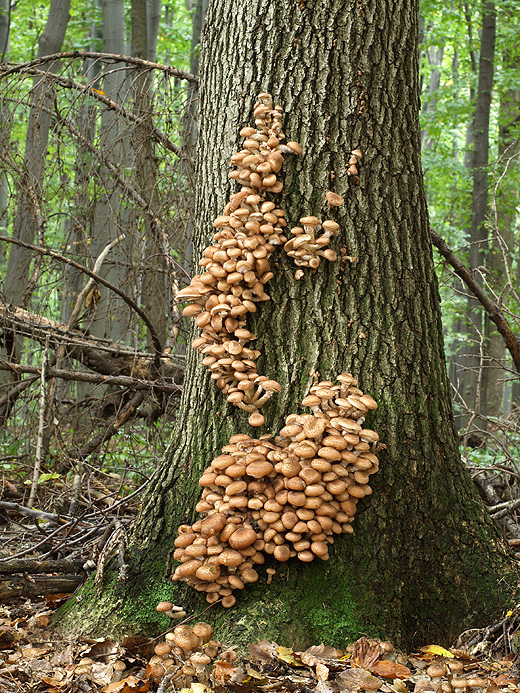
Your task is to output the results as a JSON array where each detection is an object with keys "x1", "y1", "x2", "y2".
[{"x1": 0, "y1": 597, "x2": 519, "y2": 692}]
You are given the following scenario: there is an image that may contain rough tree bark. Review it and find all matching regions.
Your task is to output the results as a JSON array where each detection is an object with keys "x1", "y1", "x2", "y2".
[{"x1": 54, "y1": 0, "x2": 518, "y2": 649}]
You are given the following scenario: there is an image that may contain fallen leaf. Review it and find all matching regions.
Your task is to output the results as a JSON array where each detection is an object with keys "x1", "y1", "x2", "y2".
[
  {"x1": 316, "y1": 662, "x2": 330, "y2": 681},
  {"x1": 351, "y1": 638, "x2": 382, "y2": 670},
  {"x1": 390, "y1": 679, "x2": 409, "y2": 693},
  {"x1": 420, "y1": 645, "x2": 453, "y2": 658},
  {"x1": 191, "y1": 684, "x2": 212, "y2": 693},
  {"x1": 213, "y1": 660, "x2": 236, "y2": 684},
  {"x1": 84, "y1": 637, "x2": 120, "y2": 661},
  {"x1": 491, "y1": 673, "x2": 518, "y2": 685},
  {"x1": 337, "y1": 668, "x2": 382, "y2": 691},
  {"x1": 32, "y1": 614, "x2": 50, "y2": 628},
  {"x1": 314, "y1": 681, "x2": 335, "y2": 693},
  {"x1": 301, "y1": 644, "x2": 342, "y2": 665},
  {"x1": 36, "y1": 674, "x2": 70, "y2": 688},
  {"x1": 0, "y1": 626, "x2": 17, "y2": 649},
  {"x1": 21, "y1": 646, "x2": 51, "y2": 659},
  {"x1": 413, "y1": 678, "x2": 435, "y2": 693},
  {"x1": 45, "y1": 593, "x2": 72, "y2": 607},
  {"x1": 368, "y1": 660, "x2": 411, "y2": 679},
  {"x1": 276, "y1": 645, "x2": 303, "y2": 666},
  {"x1": 248, "y1": 640, "x2": 278, "y2": 663},
  {"x1": 103, "y1": 676, "x2": 142, "y2": 692}
]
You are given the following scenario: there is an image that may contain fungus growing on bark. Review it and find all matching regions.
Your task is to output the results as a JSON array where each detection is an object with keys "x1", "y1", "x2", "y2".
[
  {"x1": 171, "y1": 372, "x2": 380, "y2": 607},
  {"x1": 348, "y1": 149, "x2": 362, "y2": 185},
  {"x1": 175, "y1": 93, "x2": 303, "y2": 425},
  {"x1": 284, "y1": 197, "x2": 344, "y2": 278}
]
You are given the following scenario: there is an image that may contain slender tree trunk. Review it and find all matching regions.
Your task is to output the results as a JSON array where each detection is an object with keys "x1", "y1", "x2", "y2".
[
  {"x1": 131, "y1": 0, "x2": 167, "y2": 353},
  {"x1": 88, "y1": 0, "x2": 134, "y2": 344},
  {"x1": 177, "y1": 0, "x2": 208, "y2": 274},
  {"x1": 420, "y1": 28, "x2": 444, "y2": 156},
  {"x1": 459, "y1": 2, "x2": 496, "y2": 428},
  {"x1": 3, "y1": 0, "x2": 71, "y2": 310},
  {"x1": 54, "y1": 0, "x2": 518, "y2": 650},
  {"x1": 485, "y1": 50, "x2": 520, "y2": 420},
  {"x1": 147, "y1": 0, "x2": 161, "y2": 62},
  {"x1": 0, "y1": 0, "x2": 71, "y2": 410},
  {"x1": 0, "y1": 0, "x2": 9, "y2": 233}
]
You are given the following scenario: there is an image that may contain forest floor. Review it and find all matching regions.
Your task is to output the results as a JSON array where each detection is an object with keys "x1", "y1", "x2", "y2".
[
  {"x1": 0, "y1": 595, "x2": 520, "y2": 693},
  {"x1": 2, "y1": 469, "x2": 520, "y2": 692}
]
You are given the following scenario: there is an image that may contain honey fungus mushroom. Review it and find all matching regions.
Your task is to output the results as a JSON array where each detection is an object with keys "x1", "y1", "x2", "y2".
[
  {"x1": 284, "y1": 204, "x2": 343, "y2": 278},
  {"x1": 171, "y1": 372, "x2": 381, "y2": 607},
  {"x1": 175, "y1": 93, "x2": 302, "y2": 426}
]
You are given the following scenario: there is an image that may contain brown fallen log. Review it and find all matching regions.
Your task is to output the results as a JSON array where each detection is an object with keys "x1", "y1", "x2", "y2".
[
  {"x1": 0, "y1": 574, "x2": 84, "y2": 601},
  {"x1": 0, "y1": 302, "x2": 184, "y2": 384},
  {"x1": 0, "y1": 558, "x2": 85, "y2": 574}
]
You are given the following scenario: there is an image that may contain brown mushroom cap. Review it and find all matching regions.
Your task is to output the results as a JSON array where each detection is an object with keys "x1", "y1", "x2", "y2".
[
  {"x1": 172, "y1": 630, "x2": 200, "y2": 652},
  {"x1": 156, "y1": 601, "x2": 174, "y2": 612},
  {"x1": 249, "y1": 412, "x2": 266, "y2": 427},
  {"x1": 228, "y1": 526, "x2": 258, "y2": 549},
  {"x1": 192, "y1": 622, "x2": 213, "y2": 642},
  {"x1": 325, "y1": 191, "x2": 344, "y2": 206},
  {"x1": 190, "y1": 652, "x2": 212, "y2": 666}
]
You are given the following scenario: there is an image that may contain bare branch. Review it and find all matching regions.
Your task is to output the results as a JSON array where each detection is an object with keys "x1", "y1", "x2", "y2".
[
  {"x1": 430, "y1": 226, "x2": 520, "y2": 373},
  {"x1": 0, "y1": 501, "x2": 67, "y2": 524},
  {"x1": 0, "y1": 50, "x2": 199, "y2": 84},
  {"x1": 1, "y1": 66, "x2": 193, "y2": 163}
]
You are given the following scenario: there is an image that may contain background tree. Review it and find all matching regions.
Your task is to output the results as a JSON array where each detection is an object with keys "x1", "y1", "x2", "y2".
[
  {"x1": 1, "y1": 0, "x2": 71, "y2": 390},
  {"x1": 54, "y1": 0, "x2": 518, "y2": 649}
]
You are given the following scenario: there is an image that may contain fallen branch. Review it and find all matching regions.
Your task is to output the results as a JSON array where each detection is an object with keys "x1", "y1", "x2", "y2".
[
  {"x1": 0, "y1": 302, "x2": 184, "y2": 380},
  {"x1": 0, "y1": 574, "x2": 84, "y2": 601},
  {"x1": 490, "y1": 498, "x2": 520, "y2": 520},
  {"x1": 0, "y1": 501, "x2": 68, "y2": 524},
  {"x1": 0, "y1": 235, "x2": 164, "y2": 356},
  {"x1": 472, "y1": 471, "x2": 520, "y2": 536},
  {"x1": 430, "y1": 227, "x2": 520, "y2": 373},
  {"x1": 0, "y1": 558, "x2": 85, "y2": 575},
  {"x1": 0, "y1": 359, "x2": 180, "y2": 394}
]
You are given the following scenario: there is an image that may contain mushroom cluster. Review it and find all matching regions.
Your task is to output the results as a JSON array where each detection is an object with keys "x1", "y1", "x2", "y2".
[
  {"x1": 176, "y1": 92, "x2": 302, "y2": 427},
  {"x1": 172, "y1": 372, "x2": 380, "y2": 607},
  {"x1": 348, "y1": 149, "x2": 362, "y2": 185},
  {"x1": 148, "y1": 619, "x2": 222, "y2": 685},
  {"x1": 284, "y1": 211, "x2": 341, "y2": 280}
]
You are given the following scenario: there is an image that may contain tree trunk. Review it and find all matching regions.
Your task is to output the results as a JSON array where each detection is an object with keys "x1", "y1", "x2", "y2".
[
  {"x1": 3, "y1": 0, "x2": 71, "y2": 310},
  {"x1": 131, "y1": 0, "x2": 168, "y2": 353},
  {"x1": 54, "y1": 0, "x2": 518, "y2": 650},
  {"x1": 458, "y1": 1, "x2": 496, "y2": 428},
  {"x1": 0, "y1": 0, "x2": 9, "y2": 232},
  {"x1": 0, "y1": 0, "x2": 71, "y2": 402},
  {"x1": 485, "y1": 48, "x2": 520, "y2": 420},
  {"x1": 88, "y1": 0, "x2": 134, "y2": 344}
]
